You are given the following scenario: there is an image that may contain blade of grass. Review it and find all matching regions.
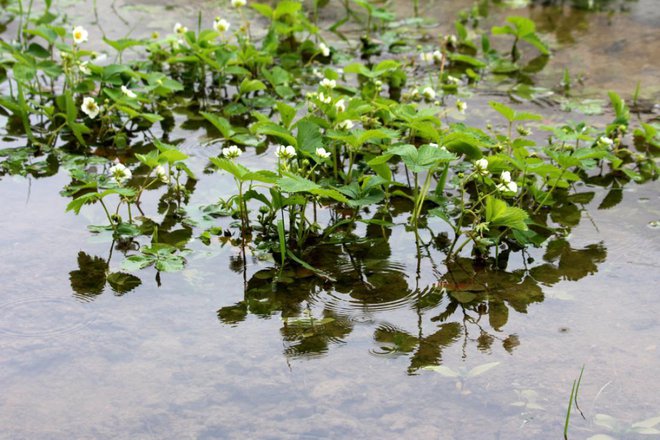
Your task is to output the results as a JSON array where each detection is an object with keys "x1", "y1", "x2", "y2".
[
  {"x1": 574, "y1": 365, "x2": 586, "y2": 420},
  {"x1": 564, "y1": 379, "x2": 577, "y2": 440},
  {"x1": 564, "y1": 365, "x2": 586, "y2": 439}
]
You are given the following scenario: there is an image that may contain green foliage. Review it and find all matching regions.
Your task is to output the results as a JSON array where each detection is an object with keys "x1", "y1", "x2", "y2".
[
  {"x1": 0, "y1": 0, "x2": 654, "y2": 281},
  {"x1": 492, "y1": 16, "x2": 550, "y2": 60}
]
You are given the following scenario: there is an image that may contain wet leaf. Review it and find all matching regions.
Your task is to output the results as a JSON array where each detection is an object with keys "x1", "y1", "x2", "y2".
[
  {"x1": 593, "y1": 414, "x2": 621, "y2": 431},
  {"x1": 467, "y1": 361, "x2": 500, "y2": 377},
  {"x1": 423, "y1": 365, "x2": 460, "y2": 377},
  {"x1": 632, "y1": 416, "x2": 660, "y2": 430},
  {"x1": 485, "y1": 197, "x2": 528, "y2": 231}
]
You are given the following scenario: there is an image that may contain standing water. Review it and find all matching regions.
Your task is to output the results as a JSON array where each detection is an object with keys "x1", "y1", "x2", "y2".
[{"x1": 0, "y1": 0, "x2": 658, "y2": 438}]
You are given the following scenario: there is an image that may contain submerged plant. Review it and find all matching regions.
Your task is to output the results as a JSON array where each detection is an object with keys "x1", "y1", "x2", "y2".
[{"x1": 423, "y1": 361, "x2": 500, "y2": 394}]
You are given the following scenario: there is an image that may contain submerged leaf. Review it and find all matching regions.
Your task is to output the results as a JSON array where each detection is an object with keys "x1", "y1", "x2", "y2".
[
  {"x1": 422, "y1": 365, "x2": 460, "y2": 377},
  {"x1": 467, "y1": 361, "x2": 500, "y2": 378}
]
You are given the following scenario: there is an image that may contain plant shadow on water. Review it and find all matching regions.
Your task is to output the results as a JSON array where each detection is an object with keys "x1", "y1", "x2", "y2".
[{"x1": 216, "y1": 218, "x2": 607, "y2": 372}]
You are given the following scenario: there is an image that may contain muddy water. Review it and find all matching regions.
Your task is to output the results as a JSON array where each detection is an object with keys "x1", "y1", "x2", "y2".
[{"x1": 1, "y1": 0, "x2": 659, "y2": 439}]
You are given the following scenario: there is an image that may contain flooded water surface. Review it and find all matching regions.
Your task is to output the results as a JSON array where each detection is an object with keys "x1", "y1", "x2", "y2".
[{"x1": 1, "y1": 0, "x2": 659, "y2": 439}]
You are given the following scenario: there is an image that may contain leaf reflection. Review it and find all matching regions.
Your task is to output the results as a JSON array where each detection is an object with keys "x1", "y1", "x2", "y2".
[{"x1": 216, "y1": 234, "x2": 607, "y2": 371}]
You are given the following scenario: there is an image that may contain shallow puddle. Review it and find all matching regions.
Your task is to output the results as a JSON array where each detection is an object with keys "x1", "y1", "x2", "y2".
[{"x1": 0, "y1": 0, "x2": 659, "y2": 439}]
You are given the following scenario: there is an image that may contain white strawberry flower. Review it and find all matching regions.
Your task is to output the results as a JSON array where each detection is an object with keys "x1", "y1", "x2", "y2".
[
  {"x1": 456, "y1": 99, "x2": 467, "y2": 114},
  {"x1": 474, "y1": 158, "x2": 489, "y2": 176},
  {"x1": 81, "y1": 97, "x2": 100, "y2": 119},
  {"x1": 214, "y1": 17, "x2": 230, "y2": 33},
  {"x1": 78, "y1": 61, "x2": 91, "y2": 76},
  {"x1": 422, "y1": 87, "x2": 436, "y2": 100},
  {"x1": 121, "y1": 85, "x2": 137, "y2": 98},
  {"x1": 335, "y1": 99, "x2": 346, "y2": 113},
  {"x1": 174, "y1": 23, "x2": 188, "y2": 34},
  {"x1": 432, "y1": 50, "x2": 443, "y2": 62},
  {"x1": 276, "y1": 145, "x2": 297, "y2": 160},
  {"x1": 72, "y1": 26, "x2": 88, "y2": 44},
  {"x1": 320, "y1": 78, "x2": 336, "y2": 89},
  {"x1": 231, "y1": 0, "x2": 247, "y2": 7},
  {"x1": 319, "y1": 42, "x2": 330, "y2": 57},
  {"x1": 222, "y1": 145, "x2": 243, "y2": 159},
  {"x1": 496, "y1": 171, "x2": 518, "y2": 193},
  {"x1": 419, "y1": 52, "x2": 434, "y2": 64},
  {"x1": 315, "y1": 147, "x2": 331, "y2": 159},
  {"x1": 318, "y1": 92, "x2": 332, "y2": 104},
  {"x1": 337, "y1": 120, "x2": 354, "y2": 130},
  {"x1": 109, "y1": 163, "x2": 132, "y2": 185},
  {"x1": 155, "y1": 165, "x2": 169, "y2": 183}
]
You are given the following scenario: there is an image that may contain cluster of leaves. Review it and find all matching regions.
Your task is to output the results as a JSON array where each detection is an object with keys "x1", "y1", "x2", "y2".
[
  {"x1": 0, "y1": 0, "x2": 331, "y2": 153},
  {"x1": 0, "y1": 0, "x2": 656, "y2": 280},
  {"x1": 202, "y1": 80, "x2": 655, "y2": 278}
]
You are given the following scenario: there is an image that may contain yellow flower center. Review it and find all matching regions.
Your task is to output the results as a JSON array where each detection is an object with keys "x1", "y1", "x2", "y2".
[{"x1": 74, "y1": 31, "x2": 82, "y2": 40}]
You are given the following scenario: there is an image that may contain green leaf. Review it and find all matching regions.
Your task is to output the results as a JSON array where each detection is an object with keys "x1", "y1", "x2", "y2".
[
  {"x1": 490, "y1": 101, "x2": 516, "y2": 122},
  {"x1": 201, "y1": 111, "x2": 234, "y2": 138},
  {"x1": 448, "y1": 53, "x2": 486, "y2": 68},
  {"x1": 155, "y1": 256, "x2": 185, "y2": 272},
  {"x1": 295, "y1": 120, "x2": 323, "y2": 154},
  {"x1": 276, "y1": 102, "x2": 296, "y2": 129},
  {"x1": 210, "y1": 157, "x2": 250, "y2": 181},
  {"x1": 485, "y1": 197, "x2": 528, "y2": 231},
  {"x1": 388, "y1": 144, "x2": 456, "y2": 173},
  {"x1": 273, "y1": 0, "x2": 302, "y2": 19},
  {"x1": 252, "y1": 121, "x2": 297, "y2": 146},
  {"x1": 135, "y1": 150, "x2": 160, "y2": 168},
  {"x1": 522, "y1": 33, "x2": 549, "y2": 55},
  {"x1": 251, "y1": 2, "x2": 273, "y2": 18},
  {"x1": 154, "y1": 140, "x2": 189, "y2": 163},
  {"x1": 103, "y1": 37, "x2": 144, "y2": 52},
  {"x1": 122, "y1": 255, "x2": 153, "y2": 271},
  {"x1": 66, "y1": 192, "x2": 100, "y2": 214},
  {"x1": 608, "y1": 91, "x2": 629, "y2": 124},
  {"x1": 239, "y1": 78, "x2": 267, "y2": 94},
  {"x1": 490, "y1": 101, "x2": 542, "y2": 123},
  {"x1": 25, "y1": 25, "x2": 59, "y2": 44},
  {"x1": 277, "y1": 174, "x2": 319, "y2": 193},
  {"x1": 277, "y1": 174, "x2": 348, "y2": 203},
  {"x1": 243, "y1": 170, "x2": 279, "y2": 184}
]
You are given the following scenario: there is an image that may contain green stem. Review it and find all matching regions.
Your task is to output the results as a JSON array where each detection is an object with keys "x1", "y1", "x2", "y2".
[
  {"x1": 98, "y1": 198, "x2": 116, "y2": 231},
  {"x1": 412, "y1": 170, "x2": 434, "y2": 226},
  {"x1": 533, "y1": 168, "x2": 567, "y2": 214}
]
